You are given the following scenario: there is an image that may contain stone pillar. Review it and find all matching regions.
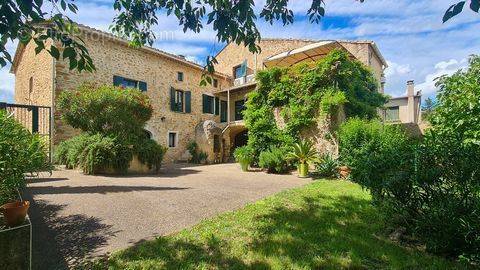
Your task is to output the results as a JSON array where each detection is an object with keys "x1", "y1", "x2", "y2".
[{"x1": 407, "y1": 80, "x2": 415, "y2": 123}]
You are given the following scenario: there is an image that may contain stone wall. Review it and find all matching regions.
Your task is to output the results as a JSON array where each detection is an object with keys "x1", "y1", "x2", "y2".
[
  {"x1": 51, "y1": 31, "x2": 229, "y2": 163},
  {"x1": 215, "y1": 39, "x2": 385, "y2": 90},
  {"x1": 13, "y1": 41, "x2": 54, "y2": 107}
]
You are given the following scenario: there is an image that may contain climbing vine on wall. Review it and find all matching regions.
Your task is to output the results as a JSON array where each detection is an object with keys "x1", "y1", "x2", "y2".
[{"x1": 243, "y1": 49, "x2": 387, "y2": 159}]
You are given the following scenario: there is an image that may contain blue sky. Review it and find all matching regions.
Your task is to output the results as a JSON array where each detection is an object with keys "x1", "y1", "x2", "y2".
[{"x1": 1, "y1": 0, "x2": 479, "y2": 103}]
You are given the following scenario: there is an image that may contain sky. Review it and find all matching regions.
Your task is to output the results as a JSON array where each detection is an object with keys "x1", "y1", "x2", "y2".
[{"x1": 1, "y1": 0, "x2": 479, "y2": 103}]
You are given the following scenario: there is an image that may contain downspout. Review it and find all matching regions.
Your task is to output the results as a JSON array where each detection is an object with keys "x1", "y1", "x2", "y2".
[{"x1": 50, "y1": 56, "x2": 56, "y2": 162}]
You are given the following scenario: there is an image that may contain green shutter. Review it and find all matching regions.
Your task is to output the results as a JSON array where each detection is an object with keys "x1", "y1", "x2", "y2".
[
  {"x1": 214, "y1": 97, "x2": 219, "y2": 115},
  {"x1": 139, "y1": 81, "x2": 147, "y2": 92},
  {"x1": 185, "y1": 91, "x2": 191, "y2": 113},
  {"x1": 113, "y1": 75, "x2": 123, "y2": 86},
  {"x1": 202, "y1": 94, "x2": 207, "y2": 113},
  {"x1": 170, "y1": 87, "x2": 176, "y2": 111}
]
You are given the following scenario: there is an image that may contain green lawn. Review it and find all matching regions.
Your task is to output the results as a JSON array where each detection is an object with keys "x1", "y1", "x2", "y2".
[{"x1": 91, "y1": 180, "x2": 467, "y2": 269}]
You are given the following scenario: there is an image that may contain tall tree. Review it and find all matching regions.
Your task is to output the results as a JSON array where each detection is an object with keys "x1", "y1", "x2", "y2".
[{"x1": 1, "y1": 0, "x2": 478, "y2": 74}]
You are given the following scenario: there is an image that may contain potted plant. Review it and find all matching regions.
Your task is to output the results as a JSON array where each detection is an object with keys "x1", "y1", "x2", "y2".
[
  {"x1": 1, "y1": 200, "x2": 30, "y2": 227},
  {"x1": 234, "y1": 146, "x2": 253, "y2": 172},
  {"x1": 289, "y1": 140, "x2": 317, "y2": 178}
]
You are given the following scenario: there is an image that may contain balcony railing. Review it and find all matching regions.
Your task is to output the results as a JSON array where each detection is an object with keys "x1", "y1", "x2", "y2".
[{"x1": 233, "y1": 74, "x2": 255, "y2": 86}]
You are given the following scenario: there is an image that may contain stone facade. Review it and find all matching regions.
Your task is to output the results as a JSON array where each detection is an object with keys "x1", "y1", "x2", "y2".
[
  {"x1": 11, "y1": 24, "x2": 389, "y2": 163},
  {"x1": 214, "y1": 39, "x2": 387, "y2": 91}
]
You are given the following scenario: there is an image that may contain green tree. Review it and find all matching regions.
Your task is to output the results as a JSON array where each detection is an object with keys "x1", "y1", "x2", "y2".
[
  {"x1": 431, "y1": 55, "x2": 480, "y2": 145},
  {"x1": 1, "y1": 0, "x2": 478, "y2": 74},
  {"x1": 421, "y1": 97, "x2": 436, "y2": 121}
]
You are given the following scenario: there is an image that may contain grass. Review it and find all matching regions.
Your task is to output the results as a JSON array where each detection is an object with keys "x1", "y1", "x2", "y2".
[{"x1": 88, "y1": 180, "x2": 468, "y2": 269}]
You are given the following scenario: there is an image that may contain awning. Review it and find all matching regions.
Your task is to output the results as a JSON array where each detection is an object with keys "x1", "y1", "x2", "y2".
[{"x1": 263, "y1": 41, "x2": 350, "y2": 68}]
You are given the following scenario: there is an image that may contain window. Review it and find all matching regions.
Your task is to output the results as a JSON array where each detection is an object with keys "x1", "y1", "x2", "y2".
[
  {"x1": 170, "y1": 88, "x2": 191, "y2": 113},
  {"x1": 202, "y1": 94, "x2": 215, "y2": 114},
  {"x1": 220, "y1": 100, "x2": 228, "y2": 122},
  {"x1": 234, "y1": 99, "x2": 245, "y2": 121},
  {"x1": 234, "y1": 65, "x2": 244, "y2": 79},
  {"x1": 29, "y1": 77, "x2": 33, "y2": 93},
  {"x1": 385, "y1": 106, "x2": 400, "y2": 122},
  {"x1": 113, "y1": 76, "x2": 147, "y2": 91},
  {"x1": 168, "y1": 132, "x2": 177, "y2": 148},
  {"x1": 177, "y1": 72, "x2": 184, "y2": 82},
  {"x1": 213, "y1": 79, "x2": 218, "y2": 88}
]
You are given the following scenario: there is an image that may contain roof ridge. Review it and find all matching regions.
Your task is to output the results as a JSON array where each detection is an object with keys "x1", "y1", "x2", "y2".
[{"x1": 75, "y1": 23, "x2": 202, "y2": 67}]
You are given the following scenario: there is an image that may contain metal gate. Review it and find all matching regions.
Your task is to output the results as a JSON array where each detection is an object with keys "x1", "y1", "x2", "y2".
[{"x1": 0, "y1": 102, "x2": 52, "y2": 161}]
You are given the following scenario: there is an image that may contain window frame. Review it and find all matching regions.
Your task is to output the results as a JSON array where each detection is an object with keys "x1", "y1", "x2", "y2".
[
  {"x1": 202, "y1": 94, "x2": 215, "y2": 114},
  {"x1": 177, "y1": 72, "x2": 184, "y2": 82},
  {"x1": 234, "y1": 65, "x2": 243, "y2": 79},
  {"x1": 385, "y1": 106, "x2": 400, "y2": 122},
  {"x1": 168, "y1": 131, "x2": 178, "y2": 148},
  {"x1": 213, "y1": 78, "x2": 218, "y2": 88},
  {"x1": 113, "y1": 75, "x2": 147, "y2": 92},
  {"x1": 174, "y1": 89, "x2": 184, "y2": 112}
]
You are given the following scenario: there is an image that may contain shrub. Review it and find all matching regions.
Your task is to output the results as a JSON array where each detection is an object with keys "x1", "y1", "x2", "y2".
[
  {"x1": 338, "y1": 118, "x2": 415, "y2": 201},
  {"x1": 56, "y1": 84, "x2": 167, "y2": 174},
  {"x1": 258, "y1": 147, "x2": 290, "y2": 174},
  {"x1": 244, "y1": 50, "x2": 387, "y2": 162},
  {"x1": 77, "y1": 135, "x2": 132, "y2": 174},
  {"x1": 57, "y1": 83, "x2": 153, "y2": 141},
  {"x1": 0, "y1": 110, "x2": 50, "y2": 204},
  {"x1": 314, "y1": 153, "x2": 339, "y2": 178},
  {"x1": 54, "y1": 133, "x2": 98, "y2": 168},
  {"x1": 186, "y1": 141, "x2": 208, "y2": 164},
  {"x1": 135, "y1": 138, "x2": 167, "y2": 172}
]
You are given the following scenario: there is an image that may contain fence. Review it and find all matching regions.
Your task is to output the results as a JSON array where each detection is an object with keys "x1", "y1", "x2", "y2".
[{"x1": 0, "y1": 102, "x2": 52, "y2": 161}]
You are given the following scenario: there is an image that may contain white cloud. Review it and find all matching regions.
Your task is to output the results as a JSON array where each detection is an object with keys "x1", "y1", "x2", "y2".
[
  {"x1": 417, "y1": 58, "x2": 468, "y2": 97},
  {"x1": 0, "y1": 64, "x2": 15, "y2": 103},
  {"x1": 385, "y1": 61, "x2": 411, "y2": 77}
]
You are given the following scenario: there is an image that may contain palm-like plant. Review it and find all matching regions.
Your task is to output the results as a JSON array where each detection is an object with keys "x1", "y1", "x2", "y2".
[{"x1": 289, "y1": 140, "x2": 317, "y2": 177}]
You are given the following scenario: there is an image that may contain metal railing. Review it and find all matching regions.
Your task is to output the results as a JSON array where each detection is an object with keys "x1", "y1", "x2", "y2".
[{"x1": 0, "y1": 102, "x2": 52, "y2": 161}]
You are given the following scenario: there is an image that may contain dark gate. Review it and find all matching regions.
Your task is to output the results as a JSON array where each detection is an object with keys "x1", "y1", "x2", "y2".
[{"x1": 0, "y1": 102, "x2": 52, "y2": 161}]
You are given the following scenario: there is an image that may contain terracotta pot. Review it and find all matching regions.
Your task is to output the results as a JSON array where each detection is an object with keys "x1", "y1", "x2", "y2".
[
  {"x1": 338, "y1": 166, "x2": 351, "y2": 178},
  {"x1": 1, "y1": 201, "x2": 30, "y2": 227}
]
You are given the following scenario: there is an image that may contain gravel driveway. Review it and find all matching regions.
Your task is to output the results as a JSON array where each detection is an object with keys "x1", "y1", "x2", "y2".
[{"x1": 23, "y1": 163, "x2": 310, "y2": 269}]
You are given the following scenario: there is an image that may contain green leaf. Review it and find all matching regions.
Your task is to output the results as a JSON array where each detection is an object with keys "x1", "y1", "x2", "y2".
[
  {"x1": 471, "y1": 0, "x2": 480, "y2": 12},
  {"x1": 49, "y1": 45, "x2": 60, "y2": 59},
  {"x1": 443, "y1": 1, "x2": 466, "y2": 23},
  {"x1": 62, "y1": 47, "x2": 76, "y2": 59}
]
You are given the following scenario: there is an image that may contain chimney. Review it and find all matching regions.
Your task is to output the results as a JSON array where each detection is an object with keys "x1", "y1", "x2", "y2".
[
  {"x1": 407, "y1": 80, "x2": 415, "y2": 123},
  {"x1": 407, "y1": 80, "x2": 415, "y2": 97}
]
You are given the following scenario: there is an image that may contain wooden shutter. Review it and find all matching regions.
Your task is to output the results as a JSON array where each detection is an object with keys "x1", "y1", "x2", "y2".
[
  {"x1": 185, "y1": 91, "x2": 191, "y2": 113},
  {"x1": 214, "y1": 97, "x2": 219, "y2": 115},
  {"x1": 139, "y1": 81, "x2": 147, "y2": 92},
  {"x1": 202, "y1": 94, "x2": 207, "y2": 113},
  {"x1": 170, "y1": 87, "x2": 176, "y2": 111},
  {"x1": 113, "y1": 75, "x2": 123, "y2": 86}
]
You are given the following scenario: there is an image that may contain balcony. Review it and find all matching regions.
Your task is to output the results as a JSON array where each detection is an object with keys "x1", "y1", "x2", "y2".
[{"x1": 233, "y1": 74, "x2": 255, "y2": 86}]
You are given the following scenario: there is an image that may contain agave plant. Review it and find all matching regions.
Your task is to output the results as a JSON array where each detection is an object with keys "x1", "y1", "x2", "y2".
[{"x1": 289, "y1": 140, "x2": 317, "y2": 177}]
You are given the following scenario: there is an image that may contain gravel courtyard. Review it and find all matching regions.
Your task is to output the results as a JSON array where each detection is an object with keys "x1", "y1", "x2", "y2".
[{"x1": 23, "y1": 163, "x2": 310, "y2": 269}]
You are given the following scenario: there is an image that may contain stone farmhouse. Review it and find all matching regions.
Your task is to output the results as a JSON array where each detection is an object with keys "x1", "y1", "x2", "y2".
[{"x1": 11, "y1": 24, "x2": 415, "y2": 163}]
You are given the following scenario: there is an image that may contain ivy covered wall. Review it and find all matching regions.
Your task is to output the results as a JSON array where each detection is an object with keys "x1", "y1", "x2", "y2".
[{"x1": 243, "y1": 50, "x2": 388, "y2": 160}]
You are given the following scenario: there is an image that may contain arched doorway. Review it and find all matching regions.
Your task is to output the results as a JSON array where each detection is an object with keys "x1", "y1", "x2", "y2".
[{"x1": 234, "y1": 130, "x2": 248, "y2": 149}]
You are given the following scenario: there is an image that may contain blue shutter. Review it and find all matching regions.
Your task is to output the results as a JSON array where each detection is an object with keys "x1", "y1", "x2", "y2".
[
  {"x1": 170, "y1": 87, "x2": 176, "y2": 111},
  {"x1": 139, "y1": 81, "x2": 147, "y2": 92},
  {"x1": 185, "y1": 91, "x2": 191, "y2": 113},
  {"x1": 214, "y1": 97, "x2": 219, "y2": 115},
  {"x1": 240, "y1": 60, "x2": 247, "y2": 77},
  {"x1": 113, "y1": 75, "x2": 123, "y2": 86}
]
